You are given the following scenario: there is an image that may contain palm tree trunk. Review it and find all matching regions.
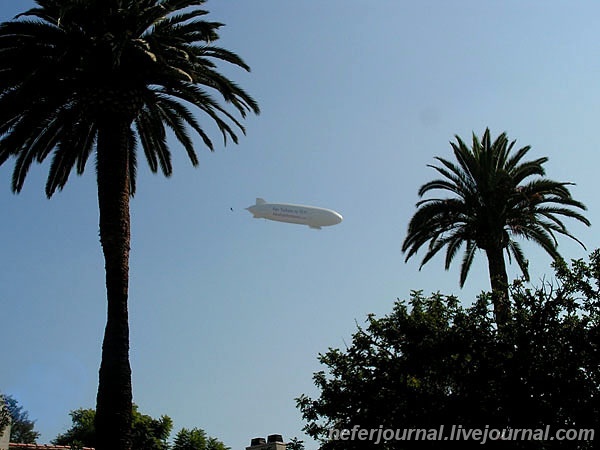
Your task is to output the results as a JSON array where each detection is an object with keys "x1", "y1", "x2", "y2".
[
  {"x1": 94, "y1": 118, "x2": 133, "y2": 450},
  {"x1": 485, "y1": 246, "x2": 510, "y2": 326}
]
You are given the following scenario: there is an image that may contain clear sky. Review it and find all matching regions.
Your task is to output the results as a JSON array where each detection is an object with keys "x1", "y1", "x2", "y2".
[{"x1": 1, "y1": 1, "x2": 598, "y2": 449}]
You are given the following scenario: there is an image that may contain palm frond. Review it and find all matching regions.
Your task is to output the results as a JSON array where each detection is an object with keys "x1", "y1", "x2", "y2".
[
  {"x1": 459, "y1": 240, "x2": 477, "y2": 287},
  {"x1": 135, "y1": 105, "x2": 171, "y2": 176},
  {"x1": 506, "y1": 240, "x2": 529, "y2": 280},
  {"x1": 153, "y1": 97, "x2": 198, "y2": 166}
]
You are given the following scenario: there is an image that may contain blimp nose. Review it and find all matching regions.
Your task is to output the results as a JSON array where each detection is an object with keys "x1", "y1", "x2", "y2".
[{"x1": 330, "y1": 212, "x2": 343, "y2": 225}]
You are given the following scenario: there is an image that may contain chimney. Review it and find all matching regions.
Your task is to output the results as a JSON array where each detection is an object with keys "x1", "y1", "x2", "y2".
[
  {"x1": 246, "y1": 434, "x2": 286, "y2": 450},
  {"x1": 0, "y1": 424, "x2": 9, "y2": 450},
  {"x1": 0, "y1": 395, "x2": 10, "y2": 450}
]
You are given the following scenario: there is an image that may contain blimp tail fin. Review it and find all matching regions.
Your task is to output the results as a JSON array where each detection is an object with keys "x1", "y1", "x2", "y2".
[{"x1": 256, "y1": 198, "x2": 266, "y2": 205}]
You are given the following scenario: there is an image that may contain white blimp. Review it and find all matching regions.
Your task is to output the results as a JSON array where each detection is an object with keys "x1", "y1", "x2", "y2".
[{"x1": 246, "y1": 198, "x2": 343, "y2": 229}]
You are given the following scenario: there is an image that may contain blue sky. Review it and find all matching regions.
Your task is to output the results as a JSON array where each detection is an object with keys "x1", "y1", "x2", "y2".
[{"x1": 1, "y1": 1, "x2": 598, "y2": 449}]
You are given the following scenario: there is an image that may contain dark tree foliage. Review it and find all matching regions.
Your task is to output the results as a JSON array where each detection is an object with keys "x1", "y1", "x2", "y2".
[
  {"x1": 298, "y1": 252, "x2": 600, "y2": 449},
  {"x1": 0, "y1": 394, "x2": 41, "y2": 444},
  {"x1": 172, "y1": 427, "x2": 229, "y2": 450},
  {"x1": 286, "y1": 437, "x2": 305, "y2": 450},
  {"x1": 53, "y1": 405, "x2": 172, "y2": 450}
]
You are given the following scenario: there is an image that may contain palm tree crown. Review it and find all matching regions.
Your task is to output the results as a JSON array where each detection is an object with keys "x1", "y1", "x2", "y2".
[
  {"x1": 402, "y1": 129, "x2": 589, "y2": 323},
  {"x1": 0, "y1": 0, "x2": 260, "y2": 195}
]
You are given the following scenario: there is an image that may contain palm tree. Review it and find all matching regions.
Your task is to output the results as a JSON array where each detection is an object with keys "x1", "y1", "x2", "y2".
[
  {"x1": 402, "y1": 129, "x2": 589, "y2": 325},
  {"x1": 0, "y1": 1, "x2": 259, "y2": 449}
]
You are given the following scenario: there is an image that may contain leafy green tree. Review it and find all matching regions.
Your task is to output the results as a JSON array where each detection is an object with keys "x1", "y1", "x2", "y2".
[
  {"x1": 402, "y1": 129, "x2": 589, "y2": 324},
  {"x1": 172, "y1": 427, "x2": 229, "y2": 450},
  {"x1": 53, "y1": 405, "x2": 172, "y2": 450},
  {"x1": 0, "y1": 2, "x2": 258, "y2": 449},
  {"x1": 0, "y1": 394, "x2": 40, "y2": 444},
  {"x1": 52, "y1": 408, "x2": 96, "y2": 449},
  {"x1": 286, "y1": 437, "x2": 305, "y2": 450},
  {"x1": 298, "y1": 253, "x2": 600, "y2": 449},
  {"x1": 130, "y1": 409, "x2": 172, "y2": 450}
]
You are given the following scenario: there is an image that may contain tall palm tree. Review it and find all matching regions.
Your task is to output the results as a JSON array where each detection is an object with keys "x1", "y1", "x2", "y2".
[
  {"x1": 0, "y1": 1, "x2": 259, "y2": 449},
  {"x1": 402, "y1": 129, "x2": 589, "y2": 325}
]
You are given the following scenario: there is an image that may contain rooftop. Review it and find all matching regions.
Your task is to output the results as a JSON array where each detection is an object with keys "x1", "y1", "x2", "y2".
[{"x1": 9, "y1": 444, "x2": 94, "y2": 450}]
